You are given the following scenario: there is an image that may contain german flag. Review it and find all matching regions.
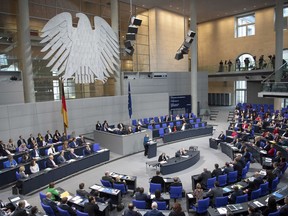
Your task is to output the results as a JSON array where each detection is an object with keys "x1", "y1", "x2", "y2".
[{"x1": 61, "y1": 81, "x2": 68, "y2": 128}]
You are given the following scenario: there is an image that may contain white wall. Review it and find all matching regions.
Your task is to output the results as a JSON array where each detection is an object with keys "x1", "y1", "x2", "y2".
[
  {"x1": 0, "y1": 93, "x2": 169, "y2": 142},
  {"x1": 0, "y1": 81, "x2": 24, "y2": 105}
]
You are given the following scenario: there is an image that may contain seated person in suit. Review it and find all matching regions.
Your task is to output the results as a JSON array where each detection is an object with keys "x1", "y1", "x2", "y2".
[
  {"x1": 6, "y1": 154, "x2": 18, "y2": 168},
  {"x1": 31, "y1": 145, "x2": 40, "y2": 159},
  {"x1": 68, "y1": 149, "x2": 80, "y2": 159},
  {"x1": 13, "y1": 200, "x2": 28, "y2": 216},
  {"x1": 144, "y1": 202, "x2": 165, "y2": 216},
  {"x1": 123, "y1": 203, "x2": 142, "y2": 216},
  {"x1": 152, "y1": 190, "x2": 164, "y2": 201},
  {"x1": 150, "y1": 170, "x2": 165, "y2": 189},
  {"x1": 47, "y1": 182, "x2": 59, "y2": 201},
  {"x1": 102, "y1": 171, "x2": 114, "y2": 185},
  {"x1": 84, "y1": 196, "x2": 100, "y2": 216},
  {"x1": 267, "y1": 143, "x2": 276, "y2": 157},
  {"x1": 262, "y1": 196, "x2": 278, "y2": 216},
  {"x1": 229, "y1": 185, "x2": 243, "y2": 204},
  {"x1": 127, "y1": 126, "x2": 133, "y2": 134},
  {"x1": 77, "y1": 135, "x2": 86, "y2": 146},
  {"x1": 135, "y1": 187, "x2": 148, "y2": 201},
  {"x1": 170, "y1": 177, "x2": 182, "y2": 187},
  {"x1": 272, "y1": 162, "x2": 282, "y2": 178},
  {"x1": 76, "y1": 183, "x2": 90, "y2": 198},
  {"x1": 135, "y1": 125, "x2": 142, "y2": 132},
  {"x1": 57, "y1": 150, "x2": 66, "y2": 164},
  {"x1": 165, "y1": 125, "x2": 172, "y2": 134},
  {"x1": 279, "y1": 157, "x2": 287, "y2": 172},
  {"x1": 196, "y1": 168, "x2": 212, "y2": 190},
  {"x1": 217, "y1": 131, "x2": 226, "y2": 141},
  {"x1": 0, "y1": 140, "x2": 9, "y2": 156},
  {"x1": 18, "y1": 143, "x2": 29, "y2": 152},
  {"x1": 17, "y1": 135, "x2": 27, "y2": 147},
  {"x1": 18, "y1": 166, "x2": 29, "y2": 179},
  {"x1": 158, "y1": 153, "x2": 169, "y2": 163},
  {"x1": 27, "y1": 134, "x2": 36, "y2": 149},
  {"x1": 36, "y1": 133, "x2": 45, "y2": 147},
  {"x1": 42, "y1": 192, "x2": 59, "y2": 215},
  {"x1": 47, "y1": 144, "x2": 56, "y2": 155},
  {"x1": 280, "y1": 196, "x2": 288, "y2": 216},
  {"x1": 52, "y1": 130, "x2": 61, "y2": 143},
  {"x1": 114, "y1": 176, "x2": 127, "y2": 190},
  {"x1": 83, "y1": 144, "x2": 92, "y2": 156},
  {"x1": 211, "y1": 163, "x2": 223, "y2": 178},
  {"x1": 206, "y1": 181, "x2": 223, "y2": 206},
  {"x1": 175, "y1": 148, "x2": 187, "y2": 157},
  {"x1": 62, "y1": 141, "x2": 69, "y2": 151},
  {"x1": 45, "y1": 130, "x2": 53, "y2": 143},
  {"x1": 6, "y1": 139, "x2": 16, "y2": 153},
  {"x1": 223, "y1": 162, "x2": 234, "y2": 174},
  {"x1": 58, "y1": 197, "x2": 76, "y2": 216},
  {"x1": 69, "y1": 138, "x2": 78, "y2": 148},
  {"x1": 96, "y1": 121, "x2": 102, "y2": 130},
  {"x1": 46, "y1": 154, "x2": 58, "y2": 168}
]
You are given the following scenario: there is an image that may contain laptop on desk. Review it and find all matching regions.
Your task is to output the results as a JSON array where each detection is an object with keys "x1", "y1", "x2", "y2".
[{"x1": 227, "y1": 204, "x2": 243, "y2": 212}]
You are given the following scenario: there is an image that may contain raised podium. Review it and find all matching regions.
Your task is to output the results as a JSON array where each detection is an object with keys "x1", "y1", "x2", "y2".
[{"x1": 147, "y1": 140, "x2": 157, "y2": 158}]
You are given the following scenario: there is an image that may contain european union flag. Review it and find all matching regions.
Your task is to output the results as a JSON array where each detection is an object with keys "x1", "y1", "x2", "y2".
[{"x1": 128, "y1": 82, "x2": 132, "y2": 119}]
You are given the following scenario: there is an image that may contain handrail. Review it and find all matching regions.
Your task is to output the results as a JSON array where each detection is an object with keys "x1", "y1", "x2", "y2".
[{"x1": 261, "y1": 61, "x2": 287, "y2": 84}]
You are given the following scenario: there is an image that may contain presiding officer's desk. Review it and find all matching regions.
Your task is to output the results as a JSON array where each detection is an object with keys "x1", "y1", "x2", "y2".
[
  {"x1": 109, "y1": 172, "x2": 137, "y2": 191},
  {"x1": 160, "y1": 150, "x2": 200, "y2": 175},
  {"x1": 207, "y1": 185, "x2": 288, "y2": 216},
  {"x1": 163, "y1": 126, "x2": 213, "y2": 143},
  {"x1": 93, "y1": 129, "x2": 152, "y2": 156},
  {"x1": 56, "y1": 187, "x2": 109, "y2": 216},
  {"x1": 89, "y1": 183, "x2": 121, "y2": 205},
  {"x1": 18, "y1": 149, "x2": 110, "y2": 195}
]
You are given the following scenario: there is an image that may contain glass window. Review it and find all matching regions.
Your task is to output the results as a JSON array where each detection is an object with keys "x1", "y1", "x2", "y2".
[
  {"x1": 235, "y1": 14, "x2": 255, "y2": 38},
  {"x1": 235, "y1": 81, "x2": 247, "y2": 104}
]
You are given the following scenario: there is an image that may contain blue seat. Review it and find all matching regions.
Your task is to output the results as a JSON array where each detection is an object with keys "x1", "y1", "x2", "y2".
[
  {"x1": 270, "y1": 177, "x2": 279, "y2": 192},
  {"x1": 149, "y1": 183, "x2": 162, "y2": 193},
  {"x1": 155, "y1": 201, "x2": 167, "y2": 210},
  {"x1": 228, "y1": 171, "x2": 238, "y2": 184},
  {"x1": 100, "y1": 180, "x2": 112, "y2": 188},
  {"x1": 159, "y1": 128, "x2": 164, "y2": 138},
  {"x1": 260, "y1": 182, "x2": 269, "y2": 196},
  {"x1": 76, "y1": 210, "x2": 88, "y2": 216},
  {"x1": 148, "y1": 125, "x2": 153, "y2": 130},
  {"x1": 250, "y1": 188, "x2": 261, "y2": 200},
  {"x1": 246, "y1": 161, "x2": 251, "y2": 171},
  {"x1": 57, "y1": 207, "x2": 70, "y2": 216},
  {"x1": 132, "y1": 119, "x2": 137, "y2": 126},
  {"x1": 236, "y1": 194, "x2": 248, "y2": 204},
  {"x1": 39, "y1": 192, "x2": 46, "y2": 202},
  {"x1": 57, "y1": 145, "x2": 63, "y2": 152},
  {"x1": 281, "y1": 162, "x2": 288, "y2": 174},
  {"x1": 169, "y1": 186, "x2": 182, "y2": 201},
  {"x1": 16, "y1": 171, "x2": 21, "y2": 180},
  {"x1": 155, "y1": 124, "x2": 160, "y2": 129},
  {"x1": 215, "y1": 196, "x2": 228, "y2": 208},
  {"x1": 45, "y1": 149, "x2": 49, "y2": 156},
  {"x1": 3, "y1": 161, "x2": 10, "y2": 169},
  {"x1": 196, "y1": 118, "x2": 201, "y2": 123},
  {"x1": 169, "y1": 122, "x2": 174, "y2": 127},
  {"x1": 268, "y1": 210, "x2": 280, "y2": 216},
  {"x1": 191, "y1": 197, "x2": 210, "y2": 214},
  {"x1": 189, "y1": 119, "x2": 194, "y2": 124},
  {"x1": 218, "y1": 174, "x2": 227, "y2": 187},
  {"x1": 92, "y1": 143, "x2": 100, "y2": 152},
  {"x1": 194, "y1": 124, "x2": 199, "y2": 128},
  {"x1": 162, "y1": 123, "x2": 167, "y2": 128},
  {"x1": 132, "y1": 200, "x2": 146, "y2": 209},
  {"x1": 41, "y1": 202, "x2": 55, "y2": 216},
  {"x1": 17, "y1": 157, "x2": 22, "y2": 164},
  {"x1": 207, "y1": 177, "x2": 216, "y2": 189},
  {"x1": 176, "y1": 121, "x2": 181, "y2": 126},
  {"x1": 242, "y1": 166, "x2": 248, "y2": 179},
  {"x1": 113, "y1": 183, "x2": 127, "y2": 195},
  {"x1": 144, "y1": 118, "x2": 149, "y2": 124}
]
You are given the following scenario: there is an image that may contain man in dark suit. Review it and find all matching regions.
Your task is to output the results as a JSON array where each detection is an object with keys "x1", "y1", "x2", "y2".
[
  {"x1": 17, "y1": 135, "x2": 26, "y2": 147},
  {"x1": 135, "y1": 187, "x2": 148, "y2": 201},
  {"x1": 46, "y1": 154, "x2": 58, "y2": 168},
  {"x1": 123, "y1": 203, "x2": 142, "y2": 216},
  {"x1": 68, "y1": 149, "x2": 79, "y2": 159},
  {"x1": 229, "y1": 185, "x2": 243, "y2": 204},
  {"x1": 13, "y1": 200, "x2": 28, "y2": 216},
  {"x1": 102, "y1": 171, "x2": 114, "y2": 185},
  {"x1": 42, "y1": 192, "x2": 59, "y2": 215},
  {"x1": 76, "y1": 183, "x2": 90, "y2": 198},
  {"x1": 45, "y1": 130, "x2": 53, "y2": 143},
  {"x1": 84, "y1": 196, "x2": 100, "y2": 216},
  {"x1": 143, "y1": 202, "x2": 164, "y2": 216},
  {"x1": 233, "y1": 157, "x2": 244, "y2": 181},
  {"x1": 206, "y1": 181, "x2": 223, "y2": 206},
  {"x1": 280, "y1": 196, "x2": 288, "y2": 216},
  {"x1": 69, "y1": 138, "x2": 78, "y2": 148},
  {"x1": 27, "y1": 134, "x2": 36, "y2": 147},
  {"x1": 31, "y1": 145, "x2": 40, "y2": 158},
  {"x1": 197, "y1": 168, "x2": 212, "y2": 190},
  {"x1": 212, "y1": 163, "x2": 223, "y2": 178},
  {"x1": 58, "y1": 197, "x2": 76, "y2": 216},
  {"x1": 150, "y1": 171, "x2": 165, "y2": 189},
  {"x1": 96, "y1": 121, "x2": 102, "y2": 130}
]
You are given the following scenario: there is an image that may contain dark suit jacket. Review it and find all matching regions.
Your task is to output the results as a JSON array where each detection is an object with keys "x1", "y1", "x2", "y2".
[
  {"x1": 207, "y1": 187, "x2": 223, "y2": 205},
  {"x1": 42, "y1": 197, "x2": 59, "y2": 214},
  {"x1": 27, "y1": 137, "x2": 35, "y2": 146},
  {"x1": 59, "y1": 204, "x2": 76, "y2": 216},
  {"x1": 76, "y1": 189, "x2": 90, "y2": 198},
  {"x1": 230, "y1": 190, "x2": 243, "y2": 204},
  {"x1": 123, "y1": 209, "x2": 142, "y2": 216},
  {"x1": 144, "y1": 209, "x2": 165, "y2": 216},
  {"x1": 13, "y1": 207, "x2": 28, "y2": 216},
  {"x1": 45, "y1": 133, "x2": 53, "y2": 142},
  {"x1": 31, "y1": 149, "x2": 40, "y2": 158},
  {"x1": 84, "y1": 202, "x2": 100, "y2": 216},
  {"x1": 197, "y1": 170, "x2": 212, "y2": 189},
  {"x1": 46, "y1": 158, "x2": 56, "y2": 168},
  {"x1": 212, "y1": 168, "x2": 223, "y2": 178},
  {"x1": 150, "y1": 176, "x2": 165, "y2": 187},
  {"x1": 280, "y1": 204, "x2": 288, "y2": 216},
  {"x1": 135, "y1": 192, "x2": 148, "y2": 201},
  {"x1": 102, "y1": 176, "x2": 114, "y2": 185},
  {"x1": 17, "y1": 139, "x2": 26, "y2": 147}
]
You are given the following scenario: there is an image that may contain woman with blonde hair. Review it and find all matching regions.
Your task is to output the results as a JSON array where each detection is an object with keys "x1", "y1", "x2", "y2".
[
  {"x1": 193, "y1": 183, "x2": 204, "y2": 203},
  {"x1": 19, "y1": 166, "x2": 29, "y2": 179}
]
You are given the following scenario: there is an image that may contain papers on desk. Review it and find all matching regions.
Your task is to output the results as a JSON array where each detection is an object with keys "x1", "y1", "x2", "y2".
[
  {"x1": 181, "y1": 155, "x2": 189, "y2": 158},
  {"x1": 44, "y1": 168, "x2": 52, "y2": 172},
  {"x1": 248, "y1": 177, "x2": 255, "y2": 182},
  {"x1": 253, "y1": 201, "x2": 264, "y2": 207},
  {"x1": 97, "y1": 149, "x2": 106, "y2": 153},
  {"x1": 60, "y1": 191, "x2": 70, "y2": 199},
  {"x1": 264, "y1": 157, "x2": 272, "y2": 162},
  {"x1": 223, "y1": 187, "x2": 232, "y2": 193},
  {"x1": 187, "y1": 193, "x2": 194, "y2": 198},
  {"x1": 10, "y1": 197, "x2": 21, "y2": 203},
  {"x1": 233, "y1": 184, "x2": 243, "y2": 189},
  {"x1": 217, "y1": 208, "x2": 227, "y2": 214},
  {"x1": 272, "y1": 192, "x2": 284, "y2": 199},
  {"x1": 150, "y1": 194, "x2": 155, "y2": 199},
  {"x1": 260, "y1": 150, "x2": 267, "y2": 154},
  {"x1": 159, "y1": 161, "x2": 167, "y2": 164},
  {"x1": 68, "y1": 159, "x2": 76, "y2": 163},
  {"x1": 90, "y1": 185, "x2": 103, "y2": 191},
  {"x1": 259, "y1": 170, "x2": 267, "y2": 176},
  {"x1": 227, "y1": 204, "x2": 243, "y2": 212},
  {"x1": 71, "y1": 196, "x2": 83, "y2": 204}
]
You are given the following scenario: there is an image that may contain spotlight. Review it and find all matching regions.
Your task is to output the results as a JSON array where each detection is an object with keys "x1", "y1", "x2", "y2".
[
  {"x1": 175, "y1": 52, "x2": 184, "y2": 60},
  {"x1": 128, "y1": 25, "x2": 138, "y2": 34},
  {"x1": 185, "y1": 37, "x2": 194, "y2": 45},
  {"x1": 187, "y1": 30, "x2": 196, "y2": 38},
  {"x1": 124, "y1": 40, "x2": 134, "y2": 48},
  {"x1": 180, "y1": 45, "x2": 189, "y2": 55},
  {"x1": 126, "y1": 33, "x2": 136, "y2": 40},
  {"x1": 131, "y1": 16, "x2": 142, "y2": 26}
]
